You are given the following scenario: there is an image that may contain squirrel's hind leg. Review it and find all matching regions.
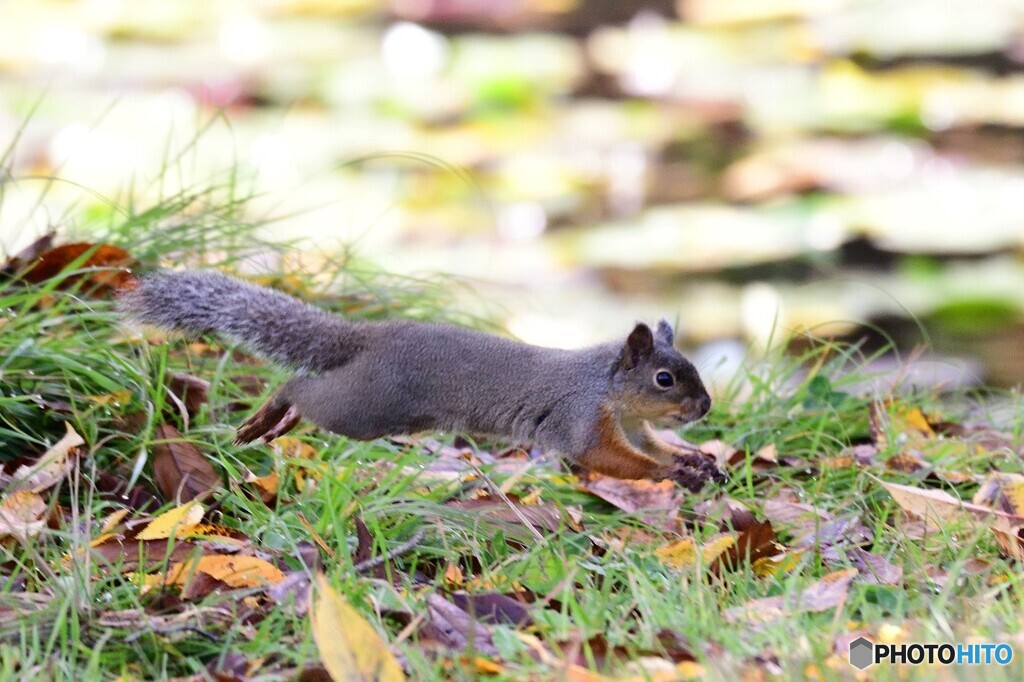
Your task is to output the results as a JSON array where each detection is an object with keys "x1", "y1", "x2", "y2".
[{"x1": 235, "y1": 396, "x2": 301, "y2": 444}]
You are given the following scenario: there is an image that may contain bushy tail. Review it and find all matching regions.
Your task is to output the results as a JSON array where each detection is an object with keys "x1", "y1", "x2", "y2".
[{"x1": 118, "y1": 270, "x2": 362, "y2": 372}]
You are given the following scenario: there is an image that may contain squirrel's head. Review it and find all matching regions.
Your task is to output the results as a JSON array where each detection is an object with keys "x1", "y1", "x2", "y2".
[{"x1": 613, "y1": 320, "x2": 711, "y2": 425}]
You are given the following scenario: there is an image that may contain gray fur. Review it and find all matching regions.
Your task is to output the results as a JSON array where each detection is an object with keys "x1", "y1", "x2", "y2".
[
  {"x1": 120, "y1": 270, "x2": 709, "y2": 461},
  {"x1": 119, "y1": 270, "x2": 365, "y2": 372}
]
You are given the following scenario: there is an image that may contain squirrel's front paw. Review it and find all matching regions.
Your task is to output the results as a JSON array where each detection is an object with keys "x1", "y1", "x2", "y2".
[{"x1": 667, "y1": 453, "x2": 726, "y2": 493}]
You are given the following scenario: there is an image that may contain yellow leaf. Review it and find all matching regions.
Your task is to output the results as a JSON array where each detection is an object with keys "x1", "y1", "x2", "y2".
[
  {"x1": 0, "y1": 491, "x2": 47, "y2": 539},
  {"x1": 136, "y1": 502, "x2": 205, "y2": 541},
  {"x1": 655, "y1": 534, "x2": 735, "y2": 570},
  {"x1": 311, "y1": 574, "x2": 405, "y2": 682},
  {"x1": 675, "y1": 661, "x2": 705, "y2": 679},
  {"x1": 193, "y1": 555, "x2": 285, "y2": 587},
  {"x1": 90, "y1": 508, "x2": 132, "y2": 547},
  {"x1": 752, "y1": 550, "x2": 805, "y2": 577},
  {"x1": 465, "y1": 657, "x2": 503, "y2": 675},
  {"x1": 101, "y1": 508, "x2": 131, "y2": 533},
  {"x1": 245, "y1": 471, "x2": 280, "y2": 503},
  {"x1": 272, "y1": 436, "x2": 321, "y2": 493},
  {"x1": 87, "y1": 389, "x2": 133, "y2": 406},
  {"x1": 140, "y1": 555, "x2": 286, "y2": 592},
  {"x1": 902, "y1": 407, "x2": 935, "y2": 436}
]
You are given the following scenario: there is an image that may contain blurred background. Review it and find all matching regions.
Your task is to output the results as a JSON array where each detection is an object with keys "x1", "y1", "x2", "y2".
[{"x1": 2, "y1": 0, "x2": 1023, "y2": 390}]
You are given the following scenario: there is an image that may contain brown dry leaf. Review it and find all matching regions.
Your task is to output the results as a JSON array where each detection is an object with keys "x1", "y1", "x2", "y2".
[
  {"x1": 700, "y1": 439, "x2": 738, "y2": 468},
  {"x1": 166, "y1": 372, "x2": 211, "y2": 418},
  {"x1": 726, "y1": 443, "x2": 778, "y2": 469},
  {"x1": 86, "y1": 537, "x2": 198, "y2": 573},
  {"x1": 991, "y1": 520, "x2": 1024, "y2": 562},
  {"x1": 761, "y1": 500, "x2": 832, "y2": 527},
  {"x1": 712, "y1": 519, "x2": 780, "y2": 574},
  {"x1": 16, "y1": 242, "x2": 134, "y2": 295},
  {"x1": 310, "y1": 574, "x2": 405, "y2": 682},
  {"x1": 7, "y1": 422, "x2": 84, "y2": 493},
  {"x1": 725, "y1": 568, "x2": 858, "y2": 625},
  {"x1": 655, "y1": 534, "x2": 735, "y2": 570},
  {"x1": 135, "y1": 502, "x2": 205, "y2": 541},
  {"x1": 93, "y1": 471, "x2": 161, "y2": 512},
  {"x1": 1, "y1": 232, "x2": 55, "y2": 272},
  {"x1": 972, "y1": 473, "x2": 1024, "y2": 516},
  {"x1": 447, "y1": 496, "x2": 580, "y2": 534},
  {"x1": 449, "y1": 593, "x2": 533, "y2": 627},
  {"x1": 422, "y1": 593, "x2": 500, "y2": 658},
  {"x1": 152, "y1": 424, "x2": 220, "y2": 503},
  {"x1": 0, "y1": 491, "x2": 47, "y2": 539},
  {"x1": 579, "y1": 476, "x2": 684, "y2": 514},
  {"x1": 883, "y1": 482, "x2": 1024, "y2": 531},
  {"x1": 841, "y1": 548, "x2": 903, "y2": 586},
  {"x1": 791, "y1": 515, "x2": 872, "y2": 550}
]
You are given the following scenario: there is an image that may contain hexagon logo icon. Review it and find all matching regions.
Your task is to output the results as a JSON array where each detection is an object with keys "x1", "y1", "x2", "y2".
[{"x1": 849, "y1": 636, "x2": 875, "y2": 670}]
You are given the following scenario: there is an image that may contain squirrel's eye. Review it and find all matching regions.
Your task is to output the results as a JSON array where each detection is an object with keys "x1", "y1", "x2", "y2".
[{"x1": 655, "y1": 371, "x2": 675, "y2": 388}]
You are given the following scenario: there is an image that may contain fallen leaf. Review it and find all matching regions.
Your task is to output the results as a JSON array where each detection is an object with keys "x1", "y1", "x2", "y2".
[
  {"x1": 245, "y1": 471, "x2": 280, "y2": 505},
  {"x1": 700, "y1": 440, "x2": 738, "y2": 468},
  {"x1": 761, "y1": 500, "x2": 832, "y2": 526},
  {"x1": 655, "y1": 534, "x2": 735, "y2": 570},
  {"x1": 449, "y1": 593, "x2": 533, "y2": 627},
  {"x1": 0, "y1": 491, "x2": 47, "y2": 539},
  {"x1": 580, "y1": 476, "x2": 684, "y2": 514},
  {"x1": 840, "y1": 548, "x2": 903, "y2": 586},
  {"x1": 422, "y1": 593, "x2": 499, "y2": 657},
  {"x1": 883, "y1": 482, "x2": 1024, "y2": 530},
  {"x1": 156, "y1": 555, "x2": 286, "y2": 591},
  {"x1": 90, "y1": 509, "x2": 132, "y2": 546},
  {"x1": 711, "y1": 519, "x2": 779, "y2": 573},
  {"x1": 751, "y1": 550, "x2": 805, "y2": 577},
  {"x1": 86, "y1": 537, "x2": 198, "y2": 573},
  {"x1": 7, "y1": 422, "x2": 84, "y2": 493},
  {"x1": 136, "y1": 502, "x2": 205, "y2": 541},
  {"x1": 271, "y1": 437, "x2": 321, "y2": 493},
  {"x1": 447, "y1": 496, "x2": 580, "y2": 535},
  {"x1": 16, "y1": 242, "x2": 134, "y2": 295},
  {"x1": 93, "y1": 471, "x2": 161, "y2": 512},
  {"x1": 972, "y1": 473, "x2": 1024, "y2": 516},
  {"x1": 991, "y1": 521, "x2": 1024, "y2": 562},
  {"x1": 725, "y1": 568, "x2": 857, "y2": 624},
  {"x1": 152, "y1": 424, "x2": 220, "y2": 503},
  {"x1": 310, "y1": 574, "x2": 405, "y2": 682},
  {"x1": 166, "y1": 372, "x2": 211, "y2": 418}
]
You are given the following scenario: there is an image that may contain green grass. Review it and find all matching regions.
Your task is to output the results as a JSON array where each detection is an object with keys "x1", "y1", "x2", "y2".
[{"x1": 2, "y1": 185, "x2": 1024, "y2": 681}]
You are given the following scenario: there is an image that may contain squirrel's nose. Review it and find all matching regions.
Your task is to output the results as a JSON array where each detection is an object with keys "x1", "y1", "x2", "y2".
[{"x1": 696, "y1": 394, "x2": 711, "y2": 417}]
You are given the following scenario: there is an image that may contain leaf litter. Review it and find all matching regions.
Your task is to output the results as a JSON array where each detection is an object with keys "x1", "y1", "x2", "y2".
[{"x1": 7, "y1": 252, "x2": 1024, "y2": 679}]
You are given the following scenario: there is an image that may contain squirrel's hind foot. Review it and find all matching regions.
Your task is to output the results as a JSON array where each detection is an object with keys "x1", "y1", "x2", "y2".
[
  {"x1": 668, "y1": 453, "x2": 726, "y2": 493},
  {"x1": 235, "y1": 400, "x2": 302, "y2": 444}
]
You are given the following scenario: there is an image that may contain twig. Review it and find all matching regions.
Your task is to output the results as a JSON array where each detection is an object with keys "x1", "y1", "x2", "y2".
[{"x1": 352, "y1": 527, "x2": 427, "y2": 574}]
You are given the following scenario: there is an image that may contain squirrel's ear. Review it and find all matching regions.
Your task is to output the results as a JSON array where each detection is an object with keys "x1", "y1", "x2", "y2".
[
  {"x1": 621, "y1": 323, "x2": 654, "y2": 369},
  {"x1": 655, "y1": 319, "x2": 674, "y2": 345}
]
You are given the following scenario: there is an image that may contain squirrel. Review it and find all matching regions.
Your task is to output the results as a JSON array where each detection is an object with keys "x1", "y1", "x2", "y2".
[{"x1": 119, "y1": 270, "x2": 725, "y2": 492}]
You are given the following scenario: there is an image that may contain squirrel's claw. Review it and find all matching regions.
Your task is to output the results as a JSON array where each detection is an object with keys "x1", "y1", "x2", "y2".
[
  {"x1": 235, "y1": 400, "x2": 301, "y2": 445},
  {"x1": 667, "y1": 453, "x2": 726, "y2": 493}
]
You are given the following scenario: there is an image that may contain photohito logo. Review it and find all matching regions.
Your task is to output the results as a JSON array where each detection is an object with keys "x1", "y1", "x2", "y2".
[{"x1": 849, "y1": 636, "x2": 1013, "y2": 670}]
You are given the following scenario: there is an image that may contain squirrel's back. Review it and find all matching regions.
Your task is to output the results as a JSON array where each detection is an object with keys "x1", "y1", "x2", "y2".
[{"x1": 118, "y1": 270, "x2": 364, "y2": 372}]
